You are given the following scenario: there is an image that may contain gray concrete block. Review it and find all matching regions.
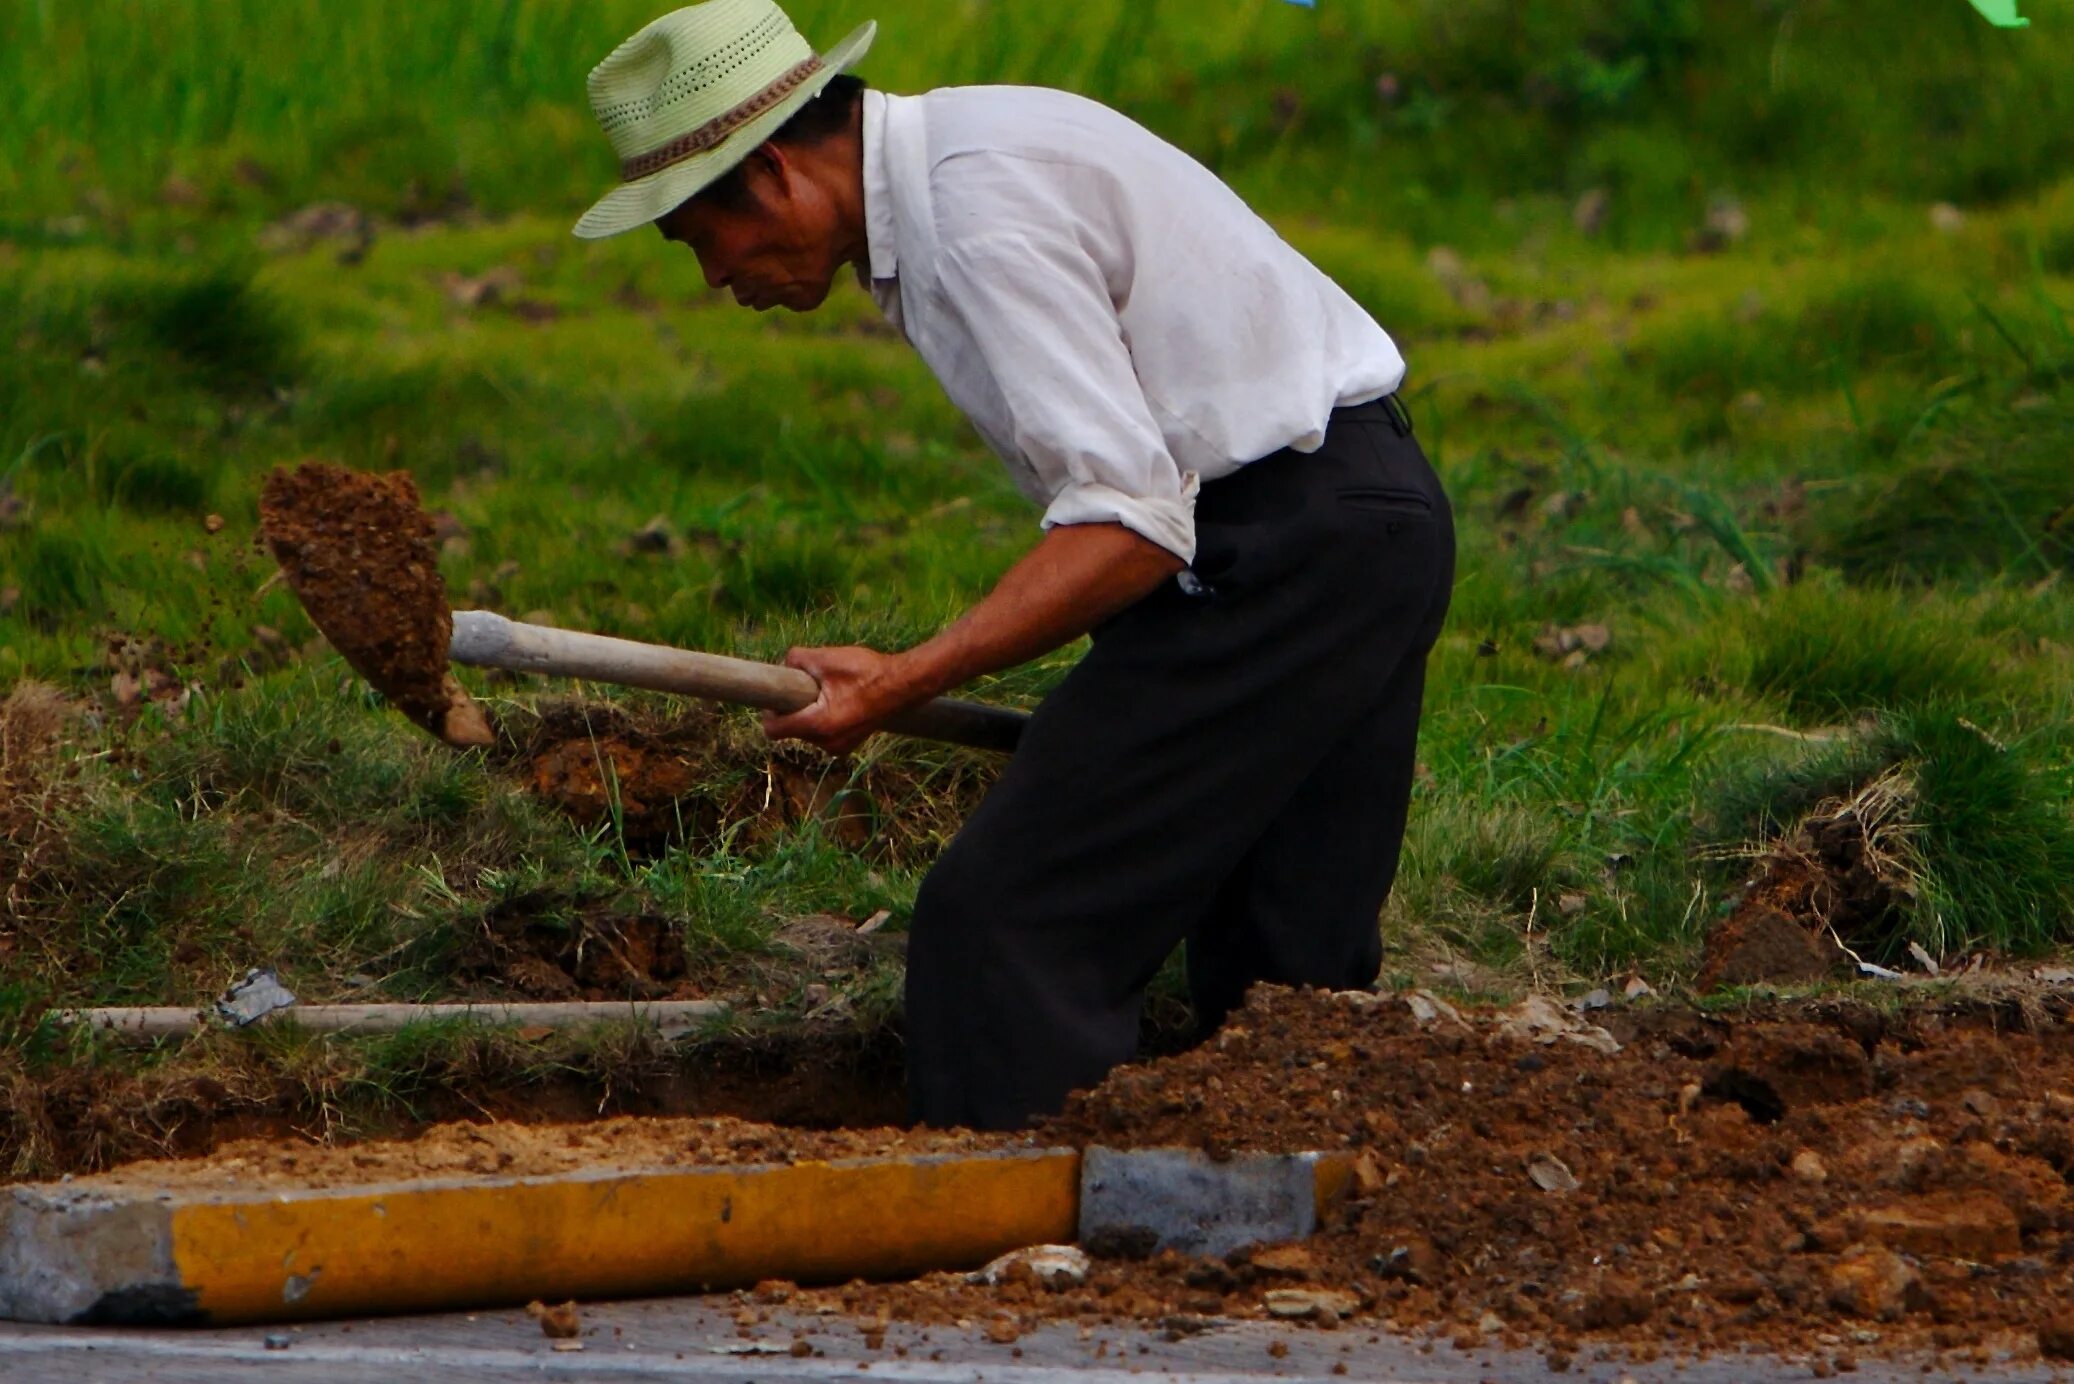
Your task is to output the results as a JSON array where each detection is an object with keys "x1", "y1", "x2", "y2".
[
  {"x1": 1078, "y1": 1147, "x2": 1320, "y2": 1260},
  {"x1": 0, "y1": 1185, "x2": 190, "y2": 1325}
]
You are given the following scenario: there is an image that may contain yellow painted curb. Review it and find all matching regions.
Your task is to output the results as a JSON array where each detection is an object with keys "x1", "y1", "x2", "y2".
[
  {"x1": 2, "y1": 1144, "x2": 1354, "y2": 1325},
  {"x1": 175, "y1": 1149, "x2": 1080, "y2": 1324},
  {"x1": 2, "y1": 1149, "x2": 1079, "y2": 1326}
]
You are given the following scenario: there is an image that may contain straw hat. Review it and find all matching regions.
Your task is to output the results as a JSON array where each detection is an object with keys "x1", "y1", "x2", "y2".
[{"x1": 574, "y1": 1, "x2": 876, "y2": 240}]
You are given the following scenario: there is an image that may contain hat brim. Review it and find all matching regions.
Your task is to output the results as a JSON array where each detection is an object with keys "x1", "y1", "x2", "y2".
[{"x1": 572, "y1": 19, "x2": 877, "y2": 241}]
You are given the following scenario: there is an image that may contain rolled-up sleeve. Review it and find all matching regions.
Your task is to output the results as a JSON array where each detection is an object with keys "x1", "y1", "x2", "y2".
[{"x1": 932, "y1": 229, "x2": 1197, "y2": 563}]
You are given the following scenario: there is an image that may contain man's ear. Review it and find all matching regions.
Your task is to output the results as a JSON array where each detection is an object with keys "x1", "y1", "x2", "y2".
[{"x1": 741, "y1": 142, "x2": 793, "y2": 202}]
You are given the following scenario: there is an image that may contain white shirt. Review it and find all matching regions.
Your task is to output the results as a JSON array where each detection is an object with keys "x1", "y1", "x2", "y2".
[{"x1": 859, "y1": 86, "x2": 1406, "y2": 564}]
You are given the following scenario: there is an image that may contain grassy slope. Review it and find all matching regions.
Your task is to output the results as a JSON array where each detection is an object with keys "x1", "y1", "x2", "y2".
[{"x1": 2, "y1": 1, "x2": 2073, "y2": 1163}]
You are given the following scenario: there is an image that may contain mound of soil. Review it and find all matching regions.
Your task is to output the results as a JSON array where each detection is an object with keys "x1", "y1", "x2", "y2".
[
  {"x1": 457, "y1": 892, "x2": 691, "y2": 1001},
  {"x1": 1013, "y1": 986, "x2": 2074, "y2": 1358},
  {"x1": 518, "y1": 702, "x2": 877, "y2": 856},
  {"x1": 522, "y1": 704, "x2": 716, "y2": 850},
  {"x1": 258, "y1": 462, "x2": 492, "y2": 747},
  {"x1": 1699, "y1": 779, "x2": 1919, "y2": 989},
  {"x1": 1695, "y1": 904, "x2": 1848, "y2": 991}
]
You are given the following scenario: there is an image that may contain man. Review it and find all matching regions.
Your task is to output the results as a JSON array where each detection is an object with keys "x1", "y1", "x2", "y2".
[{"x1": 575, "y1": 1, "x2": 1455, "y2": 1131}]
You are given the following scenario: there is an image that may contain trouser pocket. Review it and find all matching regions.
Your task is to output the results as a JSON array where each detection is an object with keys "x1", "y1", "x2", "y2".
[{"x1": 1335, "y1": 485, "x2": 1435, "y2": 518}]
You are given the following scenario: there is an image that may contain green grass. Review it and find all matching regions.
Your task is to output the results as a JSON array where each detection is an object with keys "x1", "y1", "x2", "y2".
[{"x1": 0, "y1": 0, "x2": 2072, "y2": 1167}]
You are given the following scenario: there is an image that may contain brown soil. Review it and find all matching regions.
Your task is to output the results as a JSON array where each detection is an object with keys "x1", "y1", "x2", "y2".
[
  {"x1": 257, "y1": 461, "x2": 492, "y2": 747},
  {"x1": 1697, "y1": 777, "x2": 1919, "y2": 989},
  {"x1": 817, "y1": 986, "x2": 2074, "y2": 1359},
  {"x1": 1, "y1": 1027, "x2": 910, "y2": 1181},
  {"x1": 29, "y1": 986, "x2": 2074, "y2": 1359},
  {"x1": 72, "y1": 1115, "x2": 1017, "y2": 1195},
  {"x1": 455, "y1": 892, "x2": 692, "y2": 1000},
  {"x1": 514, "y1": 702, "x2": 898, "y2": 857},
  {"x1": 1694, "y1": 902, "x2": 1848, "y2": 991}
]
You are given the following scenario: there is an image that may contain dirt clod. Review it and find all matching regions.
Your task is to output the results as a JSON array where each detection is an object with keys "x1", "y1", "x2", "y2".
[
  {"x1": 1696, "y1": 905, "x2": 1847, "y2": 991},
  {"x1": 1824, "y1": 1244, "x2": 1922, "y2": 1322},
  {"x1": 258, "y1": 462, "x2": 492, "y2": 748},
  {"x1": 526, "y1": 1300, "x2": 581, "y2": 1339}
]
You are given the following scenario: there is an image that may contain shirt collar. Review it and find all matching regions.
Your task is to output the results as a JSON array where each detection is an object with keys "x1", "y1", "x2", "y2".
[{"x1": 860, "y1": 88, "x2": 899, "y2": 281}]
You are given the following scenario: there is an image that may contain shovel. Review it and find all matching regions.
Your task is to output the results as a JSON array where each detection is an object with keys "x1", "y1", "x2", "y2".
[
  {"x1": 447, "y1": 610, "x2": 1027, "y2": 754},
  {"x1": 256, "y1": 462, "x2": 1027, "y2": 756}
]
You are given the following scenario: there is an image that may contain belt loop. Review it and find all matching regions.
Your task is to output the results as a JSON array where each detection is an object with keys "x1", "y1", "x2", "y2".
[{"x1": 1384, "y1": 393, "x2": 1415, "y2": 438}]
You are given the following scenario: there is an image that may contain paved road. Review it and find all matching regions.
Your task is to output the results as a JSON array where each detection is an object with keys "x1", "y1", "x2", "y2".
[{"x1": 0, "y1": 1296, "x2": 2056, "y2": 1383}]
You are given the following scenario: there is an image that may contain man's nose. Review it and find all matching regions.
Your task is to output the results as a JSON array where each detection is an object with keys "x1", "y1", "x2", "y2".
[{"x1": 698, "y1": 254, "x2": 729, "y2": 291}]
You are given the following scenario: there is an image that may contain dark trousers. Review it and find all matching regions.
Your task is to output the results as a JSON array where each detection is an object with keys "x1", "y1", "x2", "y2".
[{"x1": 905, "y1": 397, "x2": 1456, "y2": 1131}]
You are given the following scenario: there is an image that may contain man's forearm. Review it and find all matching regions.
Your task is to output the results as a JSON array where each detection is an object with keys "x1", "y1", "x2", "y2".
[{"x1": 892, "y1": 522, "x2": 1184, "y2": 700}]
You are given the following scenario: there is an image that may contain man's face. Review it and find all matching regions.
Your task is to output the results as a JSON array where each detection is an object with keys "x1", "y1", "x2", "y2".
[{"x1": 655, "y1": 147, "x2": 844, "y2": 313}]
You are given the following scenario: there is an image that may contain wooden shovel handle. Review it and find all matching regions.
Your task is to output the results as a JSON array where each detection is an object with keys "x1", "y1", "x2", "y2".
[{"x1": 448, "y1": 611, "x2": 1027, "y2": 754}]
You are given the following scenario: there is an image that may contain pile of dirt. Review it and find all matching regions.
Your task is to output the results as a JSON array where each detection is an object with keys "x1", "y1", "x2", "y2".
[
  {"x1": 517, "y1": 702, "x2": 882, "y2": 856},
  {"x1": 520, "y1": 703, "x2": 718, "y2": 850},
  {"x1": 1008, "y1": 986, "x2": 2074, "y2": 1360},
  {"x1": 74, "y1": 1114, "x2": 1017, "y2": 1195},
  {"x1": 257, "y1": 461, "x2": 492, "y2": 747},
  {"x1": 456, "y1": 892, "x2": 692, "y2": 1000},
  {"x1": 1698, "y1": 770, "x2": 1920, "y2": 989}
]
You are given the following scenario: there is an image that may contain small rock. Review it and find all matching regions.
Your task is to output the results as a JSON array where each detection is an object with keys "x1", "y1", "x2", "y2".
[
  {"x1": 1558, "y1": 894, "x2": 1589, "y2": 919},
  {"x1": 262, "y1": 1332, "x2": 292, "y2": 1351},
  {"x1": 1527, "y1": 1152, "x2": 1580, "y2": 1194},
  {"x1": 624, "y1": 515, "x2": 683, "y2": 557},
  {"x1": 1497, "y1": 994, "x2": 1621, "y2": 1054},
  {"x1": 1696, "y1": 195, "x2": 1749, "y2": 251},
  {"x1": 1791, "y1": 1150, "x2": 1830, "y2": 1184},
  {"x1": 983, "y1": 1317, "x2": 1021, "y2": 1345},
  {"x1": 1824, "y1": 1245, "x2": 1922, "y2": 1322},
  {"x1": 1402, "y1": 990, "x2": 1464, "y2": 1027},
  {"x1": 1622, "y1": 975, "x2": 1654, "y2": 1000},
  {"x1": 1248, "y1": 1244, "x2": 1316, "y2": 1279},
  {"x1": 1373, "y1": 1236, "x2": 1441, "y2": 1284},
  {"x1": 969, "y1": 1243, "x2": 1090, "y2": 1289},
  {"x1": 526, "y1": 1299, "x2": 582, "y2": 1339},
  {"x1": 203, "y1": 513, "x2": 226, "y2": 534},
  {"x1": 1532, "y1": 623, "x2": 1612, "y2": 660},
  {"x1": 441, "y1": 266, "x2": 521, "y2": 308},
  {"x1": 1576, "y1": 1277, "x2": 1653, "y2": 1329},
  {"x1": 1263, "y1": 1289, "x2": 1359, "y2": 1321},
  {"x1": 1929, "y1": 202, "x2": 1966, "y2": 235},
  {"x1": 1859, "y1": 1197, "x2": 2020, "y2": 1262}
]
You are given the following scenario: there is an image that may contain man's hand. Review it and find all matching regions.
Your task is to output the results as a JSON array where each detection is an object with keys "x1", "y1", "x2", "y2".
[
  {"x1": 759, "y1": 645, "x2": 920, "y2": 756},
  {"x1": 761, "y1": 523, "x2": 1184, "y2": 755}
]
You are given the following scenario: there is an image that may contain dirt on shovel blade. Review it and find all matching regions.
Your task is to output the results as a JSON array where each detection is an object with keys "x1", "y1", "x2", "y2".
[{"x1": 258, "y1": 462, "x2": 492, "y2": 747}]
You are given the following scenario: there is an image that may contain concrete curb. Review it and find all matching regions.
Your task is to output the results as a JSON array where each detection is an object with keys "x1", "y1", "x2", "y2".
[{"x1": 0, "y1": 1147, "x2": 1349, "y2": 1327}]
